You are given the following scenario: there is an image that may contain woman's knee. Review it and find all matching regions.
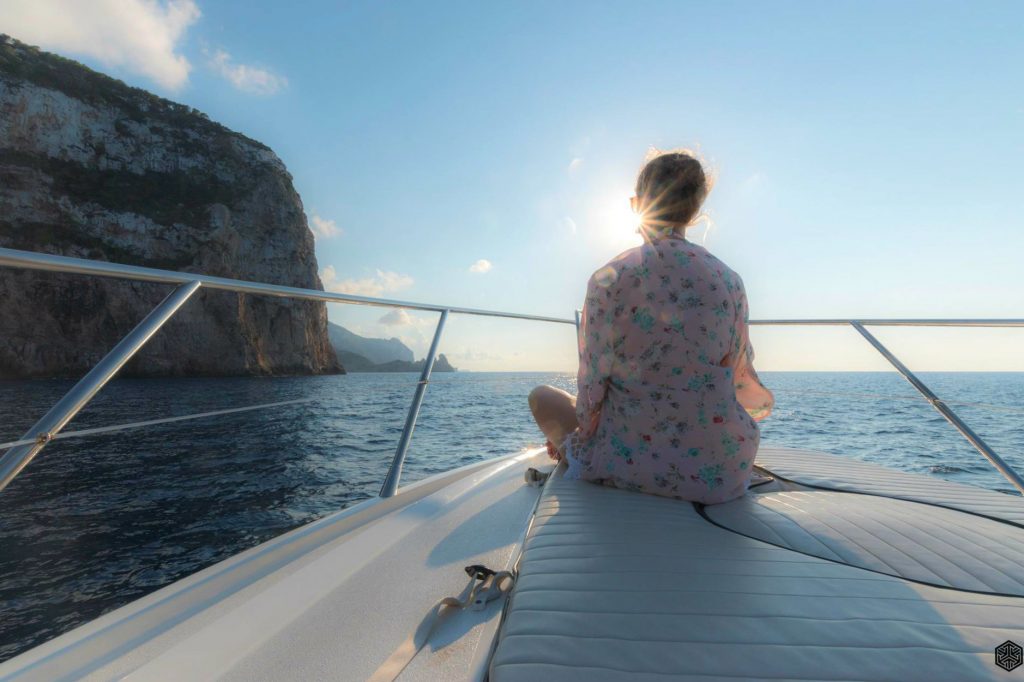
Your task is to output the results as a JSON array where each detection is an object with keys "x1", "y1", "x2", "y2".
[
  {"x1": 528, "y1": 384, "x2": 556, "y2": 412},
  {"x1": 529, "y1": 384, "x2": 575, "y2": 414}
]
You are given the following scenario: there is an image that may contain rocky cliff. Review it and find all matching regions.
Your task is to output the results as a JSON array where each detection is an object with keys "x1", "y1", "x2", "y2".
[{"x1": 0, "y1": 36, "x2": 341, "y2": 378}]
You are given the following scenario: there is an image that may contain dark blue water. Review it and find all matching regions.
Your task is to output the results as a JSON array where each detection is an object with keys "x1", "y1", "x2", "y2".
[{"x1": 1, "y1": 371, "x2": 1022, "y2": 661}]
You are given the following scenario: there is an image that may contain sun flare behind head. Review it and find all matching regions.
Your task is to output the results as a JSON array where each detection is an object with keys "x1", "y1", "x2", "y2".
[{"x1": 591, "y1": 187, "x2": 642, "y2": 252}]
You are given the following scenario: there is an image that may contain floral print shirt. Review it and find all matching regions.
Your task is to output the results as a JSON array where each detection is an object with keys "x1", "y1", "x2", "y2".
[{"x1": 572, "y1": 234, "x2": 774, "y2": 504}]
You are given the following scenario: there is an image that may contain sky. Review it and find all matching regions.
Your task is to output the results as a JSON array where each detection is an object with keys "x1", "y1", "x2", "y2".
[{"x1": 3, "y1": 0, "x2": 1022, "y2": 371}]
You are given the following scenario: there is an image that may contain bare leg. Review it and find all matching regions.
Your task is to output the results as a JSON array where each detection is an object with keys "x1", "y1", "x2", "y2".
[{"x1": 528, "y1": 385, "x2": 579, "y2": 457}]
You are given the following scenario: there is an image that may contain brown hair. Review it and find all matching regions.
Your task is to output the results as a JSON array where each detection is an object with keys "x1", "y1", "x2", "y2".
[{"x1": 634, "y1": 149, "x2": 711, "y2": 234}]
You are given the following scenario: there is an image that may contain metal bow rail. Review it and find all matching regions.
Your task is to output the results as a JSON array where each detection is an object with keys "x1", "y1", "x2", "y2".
[{"x1": 0, "y1": 246, "x2": 1021, "y2": 497}]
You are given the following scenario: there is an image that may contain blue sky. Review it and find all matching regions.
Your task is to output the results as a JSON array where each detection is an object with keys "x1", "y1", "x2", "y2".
[{"x1": 5, "y1": 1, "x2": 1023, "y2": 370}]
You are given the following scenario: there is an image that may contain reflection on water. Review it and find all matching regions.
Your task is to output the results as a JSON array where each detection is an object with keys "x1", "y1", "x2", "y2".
[{"x1": 0, "y1": 371, "x2": 1021, "y2": 660}]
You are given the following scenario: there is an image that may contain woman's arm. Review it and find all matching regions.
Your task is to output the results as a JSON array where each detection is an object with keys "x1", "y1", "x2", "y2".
[
  {"x1": 730, "y1": 277, "x2": 774, "y2": 421},
  {"x1": 576, "y1": 274, "x2": 616, "y2": 438}
]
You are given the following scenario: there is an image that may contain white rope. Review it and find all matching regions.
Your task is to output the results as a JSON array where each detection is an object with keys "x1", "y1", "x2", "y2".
[{"x1": 0, "y1": 398, "x2": 315, "y2": 450}]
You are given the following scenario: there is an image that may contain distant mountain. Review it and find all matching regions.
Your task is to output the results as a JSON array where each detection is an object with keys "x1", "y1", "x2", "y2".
[
  {"x1": 370, "y1": 353, "x2": 457, "y2": 373},
  {"x1": 327, "y1": 323, "x2": 457, "y2": 373},
  {"x1": 327, "y1": 322, "x2": 414, "y2": 364}
]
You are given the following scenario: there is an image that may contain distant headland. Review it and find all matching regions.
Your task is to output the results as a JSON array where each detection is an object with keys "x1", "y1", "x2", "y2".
[{"x1": 328, "y1": 323, "x2": 456, "y2": 373}]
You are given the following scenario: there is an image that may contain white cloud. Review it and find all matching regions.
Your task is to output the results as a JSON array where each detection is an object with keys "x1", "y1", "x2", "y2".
[
  {"x1": 208, "y1": 49, "x2": 287, "y2": 95},
  {"x1": 568, "y1": 157, "x2": 584, "y2": 176},
  {"x1": 310, "y1": 214, "x2": 342, "y2": 240},
  {"x1": 320, "y1": 265, "x2": 413, "y2": 297},
  {"x1": 378, "y1": 308, "x2": 414, "y2": 326},
  {"x1": 561, "y1": 216, "x2": 578, "y2": 234},
  {"x1": 0, "y1": 0, "x2": 200, "y2": 90},
  {"x1": 469, "y1": 259, "x2": 493, "y2": 274}
]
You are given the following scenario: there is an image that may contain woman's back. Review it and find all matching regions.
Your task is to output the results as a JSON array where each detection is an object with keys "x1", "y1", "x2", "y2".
[
  {"x1": 602, "y1": 239, "x2": 743, "y2": 388},
  {"x1": 573, "y1": 234, "x2": 770, "y2": 504},
  {"x1": 528, "y1": 148, "x2": 773, "y2": 504}
]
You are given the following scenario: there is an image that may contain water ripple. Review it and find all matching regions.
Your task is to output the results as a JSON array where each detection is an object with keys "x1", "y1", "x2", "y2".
[{"x1": 0, "y1": 370, "x2": 1021, "y2": 661}]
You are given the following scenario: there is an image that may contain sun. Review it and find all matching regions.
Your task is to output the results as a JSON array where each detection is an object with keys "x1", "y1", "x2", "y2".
[{"x1": 594, "y1": 188, "x2": 642, "y2": 251}]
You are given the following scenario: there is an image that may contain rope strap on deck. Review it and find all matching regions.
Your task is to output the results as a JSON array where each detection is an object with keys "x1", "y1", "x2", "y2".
[{"x1": 368, "y1": 564, "x2": 515, "y2": 682}]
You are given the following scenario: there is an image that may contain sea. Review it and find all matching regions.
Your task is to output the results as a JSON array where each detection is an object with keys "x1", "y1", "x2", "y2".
[{"x1": 1, "y1": 370, "x2": 1022, "y2": 661}]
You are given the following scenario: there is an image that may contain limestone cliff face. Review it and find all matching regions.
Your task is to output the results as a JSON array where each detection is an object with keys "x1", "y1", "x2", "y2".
[{"x1": 0, "y1": 36, "x2": 341, "y2": 378}]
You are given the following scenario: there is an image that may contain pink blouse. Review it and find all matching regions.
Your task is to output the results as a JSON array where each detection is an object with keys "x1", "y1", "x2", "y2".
[{"x1": 572, "y1": 235, "x2": 774, "y2": 504}]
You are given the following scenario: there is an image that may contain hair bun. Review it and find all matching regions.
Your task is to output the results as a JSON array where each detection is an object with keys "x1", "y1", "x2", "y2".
[{"x1": 635, "y1": 149, "x2": 710, "y2": 233}]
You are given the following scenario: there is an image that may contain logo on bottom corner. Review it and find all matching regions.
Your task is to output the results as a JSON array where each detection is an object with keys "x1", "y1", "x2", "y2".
[{"x1": 996, "y1": 640, "x2": 1023, "y2": 672}]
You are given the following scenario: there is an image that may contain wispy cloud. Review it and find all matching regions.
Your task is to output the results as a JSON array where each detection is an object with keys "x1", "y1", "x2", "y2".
[
  {"x1": 378, "y1": 308, "x2": 414, "y2": 326},
  {"x1": 310, "y1": 214, "x2": 342, "y2": 240},
  {"x1": 469, "y1": 259, "x2": 493, "y2": 274},
  {"x1": 207, "y1": 48, "x2": 287, "y2": 95},
  {"x1": 320, "y1": 265, "x2": 413, "y2": 297},
  {"x1": 0, "y1": 0, "x2": 200, "y2": 90}
]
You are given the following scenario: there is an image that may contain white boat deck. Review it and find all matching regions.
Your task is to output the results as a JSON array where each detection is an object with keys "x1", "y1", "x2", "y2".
[
  {"x1": 0, "y1": 450, "x2": 551, "y2": 682},
  {"x1": 2, "y1": 446, "x2": 1023, "y2": 681},
  {"x1": 490, "y1": 447, "x2": 1024, "y2": 681}
]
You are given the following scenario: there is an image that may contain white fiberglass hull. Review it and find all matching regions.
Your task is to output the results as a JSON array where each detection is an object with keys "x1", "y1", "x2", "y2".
[{"x1": 2, "y1": 447, "x2": 1023, "y2": 681}]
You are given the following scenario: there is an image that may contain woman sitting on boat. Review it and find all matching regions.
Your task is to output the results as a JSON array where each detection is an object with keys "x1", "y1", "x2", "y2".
[{"x1": 530, "y1": 150, "x2": 774, "y2": 504}]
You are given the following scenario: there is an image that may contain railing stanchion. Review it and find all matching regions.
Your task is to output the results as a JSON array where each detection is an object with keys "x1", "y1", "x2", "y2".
[
  {"x1": 379, "y1": 309, "x2": 449, "y2": 498},
  {"x1": 850, "y1": 321, "x2": 1024, "y2": 495},
  {"x1": 1, "y1": 245, "x2": 1022, "y2": 498},
  {"x1": 0, "y1": 280, "x2": 202, "y2": 492}
]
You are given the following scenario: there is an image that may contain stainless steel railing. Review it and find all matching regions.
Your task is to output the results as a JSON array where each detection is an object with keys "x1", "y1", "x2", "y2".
[
  {"x1": 751, "y1": 319, "x2": 1024, "y2": 494},
  {"x1": 0, "y1": 247, "x2": 574, "y2": 496},
  {"x1": 0, "y1": 245, "x2": 1021, "y2": 496}
]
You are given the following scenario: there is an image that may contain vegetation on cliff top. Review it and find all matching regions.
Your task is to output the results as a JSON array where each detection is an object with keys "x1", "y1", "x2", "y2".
[{"x1": 0, "y1": 34, "x2": 269, "y2": 152}]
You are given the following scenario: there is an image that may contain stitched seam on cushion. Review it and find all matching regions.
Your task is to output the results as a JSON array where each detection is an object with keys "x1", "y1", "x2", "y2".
[
  {"x1": 522, "y1": 539, "x2": 796, "y2": 553},
  {"x1": 495, "y1": 633, "x2": 986, "y2": 654},
  {"x1": 835, "y1": 502, "x2": 1000, "y2": 591},
  {"x1": 739, "y1": 501, "x2": 849, "y2": 560},
  {"x1": 501, "y1": 610, "x2": 1021, "y2": 629},
  {"x1": 518, "y1": 567, "x2": 885, "y2": 579},
  {"x1": 812, "y1": 497, "x2": 963, "y2": 586},
  {"x1": 759, "y1": 462, "x2": 1024, "y2": 526},
  {"x1": 523, "y1": 529, "x2": 741, "y2": 542},
  {"x1": 506, "y1": 586, "x2": 994, "y2": 602},
  {"x1": 693, "y1": 503, "x2": 1024, "y2": 599},
  {"x1": 759, "y1": 451, "x2": 1016, "y2": 498},
  {"x1": 725, "y1": 504, "x2": 828, "y2": 552},
  {"x1": 774, "y1": 489, "x2": 958, "y2": 577},
  {"x1": 490, "y1": 659, "x2": 893, "y2": 680},
  {"x1": 848, "y1": 503, "x2": 1024, "y2": 592},
  {"x1": 759, "y1": 494, "x2": 916, "y2": 577},
  {"x1": 517, "y1": 568, "x2": 899, "y2": 582},
  {"x1": 520, "y1": 551, "x2": 795, "y2": 563},
  {"x1": 924, "y1": 514, "x2": 1024, "y2": 578},
  {"x1": 522, "y1": 552, "x2": 819, "y2": 564},
  {"x1": 513, "y1": 576, "x2": 906, "y2": 594},
  {"x1": 934, "y1": 510, "x2": 1024, "y2": 555}
]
